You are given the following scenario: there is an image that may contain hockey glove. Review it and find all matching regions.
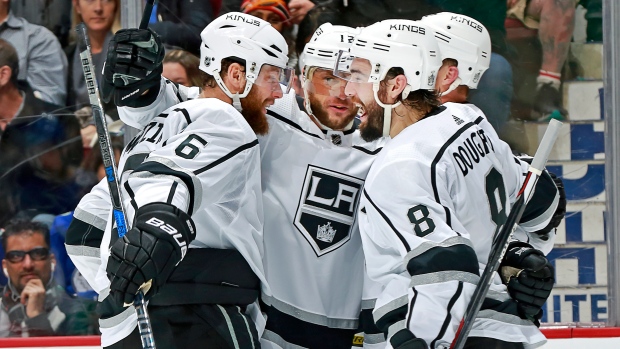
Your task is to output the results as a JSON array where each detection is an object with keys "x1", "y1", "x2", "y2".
[
  {"x1": 500, "y1": 241, "x2": 554, "y2": 324},
  {"x1": 106, "y1": 203, "x2": 196, "y2": 307},
  {"x1": 101, "y1": 28, "x2": 164, "y2": 108},
  {"x1": 390, "y1": 329, "x2": 428, "y2": 349}
]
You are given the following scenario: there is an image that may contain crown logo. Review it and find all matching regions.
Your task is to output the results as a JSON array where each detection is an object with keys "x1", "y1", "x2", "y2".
[{"x1": 317, "y1": 222, "x2": 337, "y2": 243}]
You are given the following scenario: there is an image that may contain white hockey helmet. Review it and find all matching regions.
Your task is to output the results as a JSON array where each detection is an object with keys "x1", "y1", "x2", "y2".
[
  {"x1": 420, "y1": 12, "x2": 491, "y2": 89},
  {"x1": 198, "y1": 12, "x2": 292, "y2": 103},
  {"x1": 302, "y1": 23, "x2": 360, "y2": 74},
  {"x1": 335, "y1": 19, "x2": 442, "y2": 137},
  {"x1": 339, "y1": 19, "x2": 442, "y2": 91}
]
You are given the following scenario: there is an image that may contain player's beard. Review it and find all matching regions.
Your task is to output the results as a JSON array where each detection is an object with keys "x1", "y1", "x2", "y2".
[
  {"x1": 307, "y1": 92, "x2": 358, "y2": 130},
  {"x1": 240, "y1": 88, "x2": 270, "y2": 135},
  {"x1": 358, "y1": 97, "x2": 385, "y2": 142}
]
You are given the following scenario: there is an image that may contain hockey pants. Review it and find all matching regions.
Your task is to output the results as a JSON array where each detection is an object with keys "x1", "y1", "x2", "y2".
[{"x1": 105, "y1": 304, "x2": 260, "y2": 349}]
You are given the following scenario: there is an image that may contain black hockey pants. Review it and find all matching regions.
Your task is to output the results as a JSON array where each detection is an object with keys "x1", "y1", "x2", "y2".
[{"x1": 106, "y1": 303, "x2": 259, "y2": 349}]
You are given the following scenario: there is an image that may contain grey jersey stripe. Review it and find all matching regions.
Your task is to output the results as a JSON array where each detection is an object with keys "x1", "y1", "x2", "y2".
[
  {"x1": 74, "y1": 207, "x2": 107, "y2": 231},
  {"x1": 65, "y1": 244, "x2": 99, "y2": 258},
  {"x1": 361, "y1": 298, "x2": 376, "y2": 310},
  {"x1": 261, "y1": 294, "x2": 359, "y2": 329},
  {"x1": 372, "y1": 295, "x2": 408, "y2": 325},
  {"x1": 409, "y1": 270, "x2": 479, "y2": 287},
  {"x1": 404, "y1": 235, "x2": 474, "y2": 263},
  {"x1": 98, "y1": 306, "x2": 134, "y2": 328},
  {"x1": 386, "y1": 319, "x2": 407, "y2": 340}
]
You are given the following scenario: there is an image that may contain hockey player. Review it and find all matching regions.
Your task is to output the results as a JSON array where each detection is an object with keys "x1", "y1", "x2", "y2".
[
  {"x1": 335, "y1": 19, "x2": 558, "y2": 348},
  {"x1": 66, "y1": 13, "x2": 292, "y2": 348},
  {"x1": 421, "y1": 12, "x2": 564, "y2": 326}
]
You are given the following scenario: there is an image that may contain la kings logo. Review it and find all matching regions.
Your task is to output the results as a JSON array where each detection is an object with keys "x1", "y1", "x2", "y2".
[{"x1": 294, "y1": 166, "x2": 364, "y2": 256}]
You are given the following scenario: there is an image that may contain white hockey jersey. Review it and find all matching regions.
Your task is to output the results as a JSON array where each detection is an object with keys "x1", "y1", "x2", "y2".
[
  {"x1": 69, "y1": 96, "x2": 266, "y2": 346},
  {"x1": 359, "y1": 102, "x2": 550, "y2": 349}
]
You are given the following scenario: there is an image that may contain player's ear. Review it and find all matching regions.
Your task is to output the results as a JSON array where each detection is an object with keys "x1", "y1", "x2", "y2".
[
  {"x1": 385, "y1": 74, "x2": 408, "y2": 103},
  {"x1": 225, "y1": 62, "x2": 246, "y2": 94}
]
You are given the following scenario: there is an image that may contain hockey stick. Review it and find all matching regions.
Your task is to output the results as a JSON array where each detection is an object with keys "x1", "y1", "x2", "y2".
[
  {"x1": 76, "y1": 21, "x2": 156, "y2": 349},
  {"x1": 451, "y1": 119, "x2": 563, "y2": 349}
]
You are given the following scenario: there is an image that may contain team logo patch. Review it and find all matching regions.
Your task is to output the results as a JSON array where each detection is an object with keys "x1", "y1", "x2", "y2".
[{"x1": 294, "y1": 166, "x2": 364, "y2": 256}]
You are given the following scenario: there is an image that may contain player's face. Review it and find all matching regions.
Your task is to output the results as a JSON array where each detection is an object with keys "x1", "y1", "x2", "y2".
[
  {"x1": 2, "y1": 232, "x2": 54, "y2": 293},
  {"x1": 344, "y1": 58, "x2": 384, "y2": 142},
  {"x1": 306, "y1": 68, "x2": 359, "y2": 130},
  {"x1": 241, "y1": 65, "x2": 286, "y2": 135}
]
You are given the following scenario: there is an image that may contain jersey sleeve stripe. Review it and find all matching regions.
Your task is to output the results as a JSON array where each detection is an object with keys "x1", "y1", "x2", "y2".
[
  {"x1": 386, "y1": 320, "x2": 407, "y2": 342},
  {"x1": 73, "y1": 206, "x2": 108, "y2": 231},
  {"x1": 132, "y1": 157, "x2": 200, "y2": 214},
  {"x1": 173, "y1": 108, "x2": 192, "y2": 125},
  {"x1": 373, "y1": 295, "x2": 408, "y2": 331},
  {"x1": 65, "y1": 215, "x2": 104, "y2": 248},
  {"x1": 430, "y1": 121, "x2": 475, "y2": 226},
  {"x1": 194, "y1": 139, "x2": 259, "y2": 175},
  {"x1": 405, "y1": 242, "x2": 479, "y2": 277},
  {"x1": 474, "y1": 116, "x2": 484, "y2": 125},
  {"x1": 409, "y1": 271, "x2": 479, "y2": 288},
  {"x1": 121, "y1": 153, "x2": 149, "y2": 174},
  {"x1": 166, "y1": 181, "x2": 179, "y2": 204},
  {"x1": 122, "y1": 181, "x2": 139, "y2": 213},
  {"x1": 430, "y1": 281, "x2": 464, "y2": 348},
  {"x1": 363, "y1": 189, "x2": 411, "y2": 252}
]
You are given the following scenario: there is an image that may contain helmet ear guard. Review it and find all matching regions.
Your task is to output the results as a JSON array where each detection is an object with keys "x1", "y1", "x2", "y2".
[{"x1": 420, "y1": 12, "x2": 492, "y2": 89}]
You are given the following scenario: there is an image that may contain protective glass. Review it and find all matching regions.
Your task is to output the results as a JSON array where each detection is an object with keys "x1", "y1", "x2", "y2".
[
  {"x1": 332, "y1": 50, "x2": 373, "y2": 84},
  {"x1": 304, "y1": 68, "x2": 349, "y2": 97},
  {"x1": 5, "y1": 247, "x2": 50, "y2": 263},
  {"x1": 252, "y1": 64, "x2": 295, "y2": 94}
]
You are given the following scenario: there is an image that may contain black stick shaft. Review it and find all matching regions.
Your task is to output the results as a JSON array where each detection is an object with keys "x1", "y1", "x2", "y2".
[{"x1": 140, "y1": 0, "x2": 156, "y2": 30}]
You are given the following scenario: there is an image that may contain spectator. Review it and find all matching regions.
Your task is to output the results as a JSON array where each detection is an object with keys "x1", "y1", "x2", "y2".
[
  {"x1": 0, "y1": 220, "x2": 98, "y2": 337},
  {"x1": 241, "y1": 0, "x2": 291, "y2": 32},
  {"x1": 507, "y1": 0, "x2": 577, "y2": 118},
  {"x1": 0, "y1": 0, "x2": 68, "y2": 105},
  {"x1": 0, "y1": 39, "x2": 82, "y2": 227},
  {"x1": 149, "y1": 0, "x2": 214, "y2": 56},
  {"x1": 240, "y1": 0, "x2": 298, "y2": 68},
  {"x1": 66, "y1": 0, "x2": 120, "y2": 117},
  {"x1": 162, "y1": 49, "x2": 205, "y2": 87},
  {"x1": 10, "y1": 0, "x2": 72, "y2": 47}
]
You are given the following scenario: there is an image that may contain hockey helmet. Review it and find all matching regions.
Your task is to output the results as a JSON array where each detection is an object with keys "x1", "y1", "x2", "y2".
[
  {"x1": 334, "y1": 19, "x2": 442, "y2": 137},
  {"x1": 420, "y1": 12, "x2": 491, "y2": 89},
  {"x1": 198, "y1": 12, "x2": 293, "y2": 101}
]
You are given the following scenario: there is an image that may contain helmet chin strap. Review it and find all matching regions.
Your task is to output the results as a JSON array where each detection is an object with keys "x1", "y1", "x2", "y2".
[
  {"x1": 439, "y1": 77, "x2": 462, "y2": 97},
  {"x1": 231, "y1": 93, "x2": 243, "y2": 112},
  {"x1": 213, "y1": 73, "x2": 249, "y2": 112},
  {"x1": 372, "y1": 82, "x2": 402, "y2": 138}
]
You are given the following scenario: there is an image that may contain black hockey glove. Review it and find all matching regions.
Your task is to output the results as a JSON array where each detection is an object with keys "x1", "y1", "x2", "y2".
[
  {"x1": 390, "y1": 329, "x2": 428, "y2": 349},
  {"x1": 500, "y1": 241, "x2": 554, "y2": 325},
  {"x1": 106, "y1": 203, "x2": 196, "y2": 307},
  {"x1": 101, "y1": 28, "x2": 164, "y2": 108}
]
